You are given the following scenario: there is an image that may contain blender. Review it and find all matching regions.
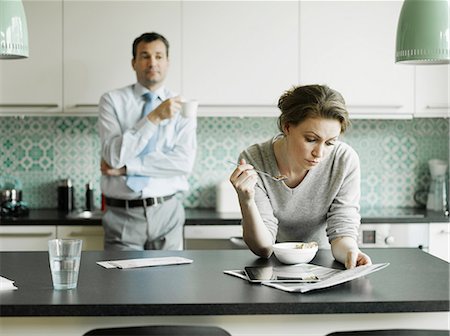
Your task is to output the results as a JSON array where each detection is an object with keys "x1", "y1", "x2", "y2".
[{"x1": 426, "y1": 159, "x2": 448, "y2": 215}]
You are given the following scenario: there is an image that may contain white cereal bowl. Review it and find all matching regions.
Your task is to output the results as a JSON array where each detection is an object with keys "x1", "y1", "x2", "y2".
[{"x1": 272, "y1": 242, "x2": 318, "y2": 264}]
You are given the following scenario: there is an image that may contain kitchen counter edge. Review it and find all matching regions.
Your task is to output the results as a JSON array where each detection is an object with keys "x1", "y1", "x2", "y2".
[{"x1": 0, "y1": 208, "x2": 448, "y2": 226}]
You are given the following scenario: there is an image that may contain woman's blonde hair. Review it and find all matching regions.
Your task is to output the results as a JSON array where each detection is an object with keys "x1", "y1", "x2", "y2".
[{"x1": 277, "y1": 84, "x2": 350, "y2": 133}]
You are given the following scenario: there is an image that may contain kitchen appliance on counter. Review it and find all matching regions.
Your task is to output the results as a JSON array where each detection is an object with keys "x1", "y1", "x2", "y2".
[
  {"x1": 215, "y1": 179, "x2": 241, "y2": 214},
  {"x1": 0, "y1": 176, "x2": 29, "y2": 217},
  {"x1": 85, "y1": 182, "x2": 94, "y2": 211},
  {"x1": 0, "y1": 189, "x2": 29, "y2": 217},
  {"x1": 414, "y1": 159, "x2": 448, "y2": 215},
  {"x1": 426, "y1": 159, "x2": 448, "y2": 214},
  {"x1": 58, "y1": 178, "x2": 75, "y2": 213}
]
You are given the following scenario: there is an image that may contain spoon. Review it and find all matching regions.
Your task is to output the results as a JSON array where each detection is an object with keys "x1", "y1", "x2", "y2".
[{"x1": 226, "y1": 160, "x2": 287, "y2": 182}]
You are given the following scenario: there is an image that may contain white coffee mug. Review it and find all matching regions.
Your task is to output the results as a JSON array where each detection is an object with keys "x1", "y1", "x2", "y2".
[{"x1": 181, "y1": 100, "x2": 198, "y2": 118}]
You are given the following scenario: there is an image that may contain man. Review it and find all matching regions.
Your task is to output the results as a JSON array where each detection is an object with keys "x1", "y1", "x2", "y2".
[{"x1": 98, "y1": 32, "x2": 197, "y2": 251}]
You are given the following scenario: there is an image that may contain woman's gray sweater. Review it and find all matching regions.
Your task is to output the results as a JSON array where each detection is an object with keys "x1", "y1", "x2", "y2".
[{"x1": 239, "y1": 135, "x2": 361, "y2": 248}]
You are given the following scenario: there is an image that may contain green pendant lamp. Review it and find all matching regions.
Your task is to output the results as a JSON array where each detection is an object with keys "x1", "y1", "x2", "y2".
[
  {"x1": 396, "y1": 0, "x2": 449, "y2": 64},
  {"x1": 0, "y1": 0, "x2": 29, "y2": 59}
]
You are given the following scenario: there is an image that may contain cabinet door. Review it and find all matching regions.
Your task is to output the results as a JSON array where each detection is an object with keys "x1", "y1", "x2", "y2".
[
  {"x1": 428, "y1": 223, "x2": 450, "y2": 262},
  {"x1": 63, "y1": 1, "x2": 182, "y2": 114},
  {"x1": 181, "y1": 1, "x2": 299, "y2": 116},
  {"x1": 183, "y1": 225, "x2": 244, "y2": 250},
  {"x1": 299, "y1": 1, "x2": 414, "y2": 118},
  {"x1": 415, "y1": 66, "x2": 450, "y2": 118},
  {"x1": 57, "y1": 225, "x2": 104, "y2": 251},
  {"x1": 0, "y1": 226, "x2": 56, "y2": 251},
  {"x1": 0, "y1": 0, "x2": 62, "y2": 114}
]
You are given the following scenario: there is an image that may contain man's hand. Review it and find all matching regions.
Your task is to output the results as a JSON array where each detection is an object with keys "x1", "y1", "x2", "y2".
[
  {"x1": 101, "y1": 159, "x2": 126, "y2": 176},
  {"x1": 147, "y1": 96, "x2": 182, "y2": 124}
]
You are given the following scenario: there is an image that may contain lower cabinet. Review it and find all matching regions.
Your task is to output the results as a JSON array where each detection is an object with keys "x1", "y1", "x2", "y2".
[
  {"x1": 56, "y1": 226, "x2": 104, "y2": 251},
  {"x1": 0, "y1": 225, "x2": 104, "y2": 251},
  {"x1": 184, "y1": 225, "x2": 245, "y2": 250},
  {"x1": 4, "y1": 222, "x2": 446, "y2": 256},
  {"x1": 0, "y1": 226, "x2": 56, "y2": 251},
  {"x1": 0, "y1": 223, "x2": 245, "y2": 251},
  {"x1": 428, "y1": 223, "x2": 450, "y2": 262}
]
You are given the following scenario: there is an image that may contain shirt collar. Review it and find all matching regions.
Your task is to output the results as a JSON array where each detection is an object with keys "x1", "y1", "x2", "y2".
[{"x1": 133, "y1": 83, "x2": 167, "y2": 101}]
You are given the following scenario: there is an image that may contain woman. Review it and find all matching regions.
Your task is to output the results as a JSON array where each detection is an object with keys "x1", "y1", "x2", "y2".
[{"x1": 230, "y1": 84, "x2": 371, "y2": 269}]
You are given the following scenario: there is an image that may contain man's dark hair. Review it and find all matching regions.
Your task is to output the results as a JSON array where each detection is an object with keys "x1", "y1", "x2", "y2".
[{"x1": 132, "y1": 32, "x2": 169, "y2": 59}]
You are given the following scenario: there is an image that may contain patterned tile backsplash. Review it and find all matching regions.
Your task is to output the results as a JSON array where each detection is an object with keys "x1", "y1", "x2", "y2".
[{"x1": 0, "y1": 116, "x2": 448, "y2": 210}]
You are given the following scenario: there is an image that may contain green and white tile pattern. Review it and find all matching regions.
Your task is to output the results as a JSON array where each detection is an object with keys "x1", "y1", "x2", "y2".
[{"x1": 0, "y1": 117, "x2": 448, "y2": 209}]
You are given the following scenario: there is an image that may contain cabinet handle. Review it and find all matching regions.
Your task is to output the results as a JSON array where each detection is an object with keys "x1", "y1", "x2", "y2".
[
  {"x1": 68, "y1": 232, "x2": 103, "y2": 237},
  {"x1": 346, "y1": 105, "x2": 411, "y2": 119},
  {"x1": 0, "y1": 104, "x2": 59, "y2": 108},
  {"x1": 73, "y1": 104, "x2": 99, "y2": 108},
  {"x1": 439, "y1": 230, "x2": 450, "y2": 235},
  {"x1": 0, "y1": 232, "x2": 54, "y2": 237},
  {"x1": 347, "y1": 105, "x2": 403, "y2": 109},
  {"x1": 197, "y1": 104, "x2": 279, "y2": 117},
  {"x1": 426, "y1": 105, "x2": 450, "y2": 110},
  {"x1": 201, "y1": 104, "x2": 276, "y2": 107}
]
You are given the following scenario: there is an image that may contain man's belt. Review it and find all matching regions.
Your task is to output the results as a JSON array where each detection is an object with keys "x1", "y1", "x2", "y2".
[{"x1": 105, "y1": 194, "x2": 175, "y2": 208}]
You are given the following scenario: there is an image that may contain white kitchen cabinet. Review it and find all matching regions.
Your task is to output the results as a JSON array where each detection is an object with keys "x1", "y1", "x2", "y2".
[
  {"x1": 0, "y1": 226, "x2": 56, "y2": 251},
  {"x1": 415, "y1": 66, "x2": 450, "y2": 118},
  {"x1": 428, "y1": 222, "x2": 450, "y2": 262},
  {"x1": 181, "y1": 1, "x2": 299, "y2": 116},
  {"x1": 63, "y1": 0, "x2": 182, "y2": 114},
  {"x1": 56, "y1": 225, "x2": 104, "y2": 251},
  {"x1": 0, "y1": 0, "x2": 62, "y2": 115},
  {"x1": 184, "y1": 225, "x2": 245, "y2": 250},
  {"x1": 0, "y1": 224, "x2": 104, "y2": 251},
  {"x1": 299, "y1": 1, "x2": 414, "y2": 119}
]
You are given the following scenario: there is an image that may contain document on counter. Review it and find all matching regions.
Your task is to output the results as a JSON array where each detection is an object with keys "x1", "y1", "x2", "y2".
[
  {"x1": 224, "y1": 263, "x2": 389, "y2": 293},
  {"x1": 0, "y1": 276, "x2": 18, "y2": 291},
  {"x1": 97, "y1": 256, "x2": 193, "y2": 269}
]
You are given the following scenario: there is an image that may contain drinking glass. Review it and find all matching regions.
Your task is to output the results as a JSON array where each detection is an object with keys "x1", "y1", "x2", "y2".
[{"x1": 48, "y1": 239, "x2": 82, "y2": 290}]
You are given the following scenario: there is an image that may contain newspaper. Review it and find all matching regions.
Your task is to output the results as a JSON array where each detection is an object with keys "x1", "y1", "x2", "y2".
[
  {"x1": 0, "y1": 276, "x2": 17, "y2": 291},
  {"x1": 224, "y1": 263, "x2": 389, "y2": 293},
  {"x1": 97, "y1": 257, "x2": 193, "y2": 269}
]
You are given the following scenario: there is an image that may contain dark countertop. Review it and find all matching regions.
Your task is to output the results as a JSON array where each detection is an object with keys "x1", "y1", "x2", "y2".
[
  {"x1": 0, "y1": 207, "x2": 448, "y2": 226},
  {"x1": 0, "y1": 208, "x2": 242, "y2": 226},
  {"x1": 359, "y1": 206, "x2": 449, "y2": 224},
  {"x1": 0, "y1": 248, "x2": 448, "y2": 317},
  {"x1": 0, "y1": 209, "x2": 102, "y2": 226}
]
